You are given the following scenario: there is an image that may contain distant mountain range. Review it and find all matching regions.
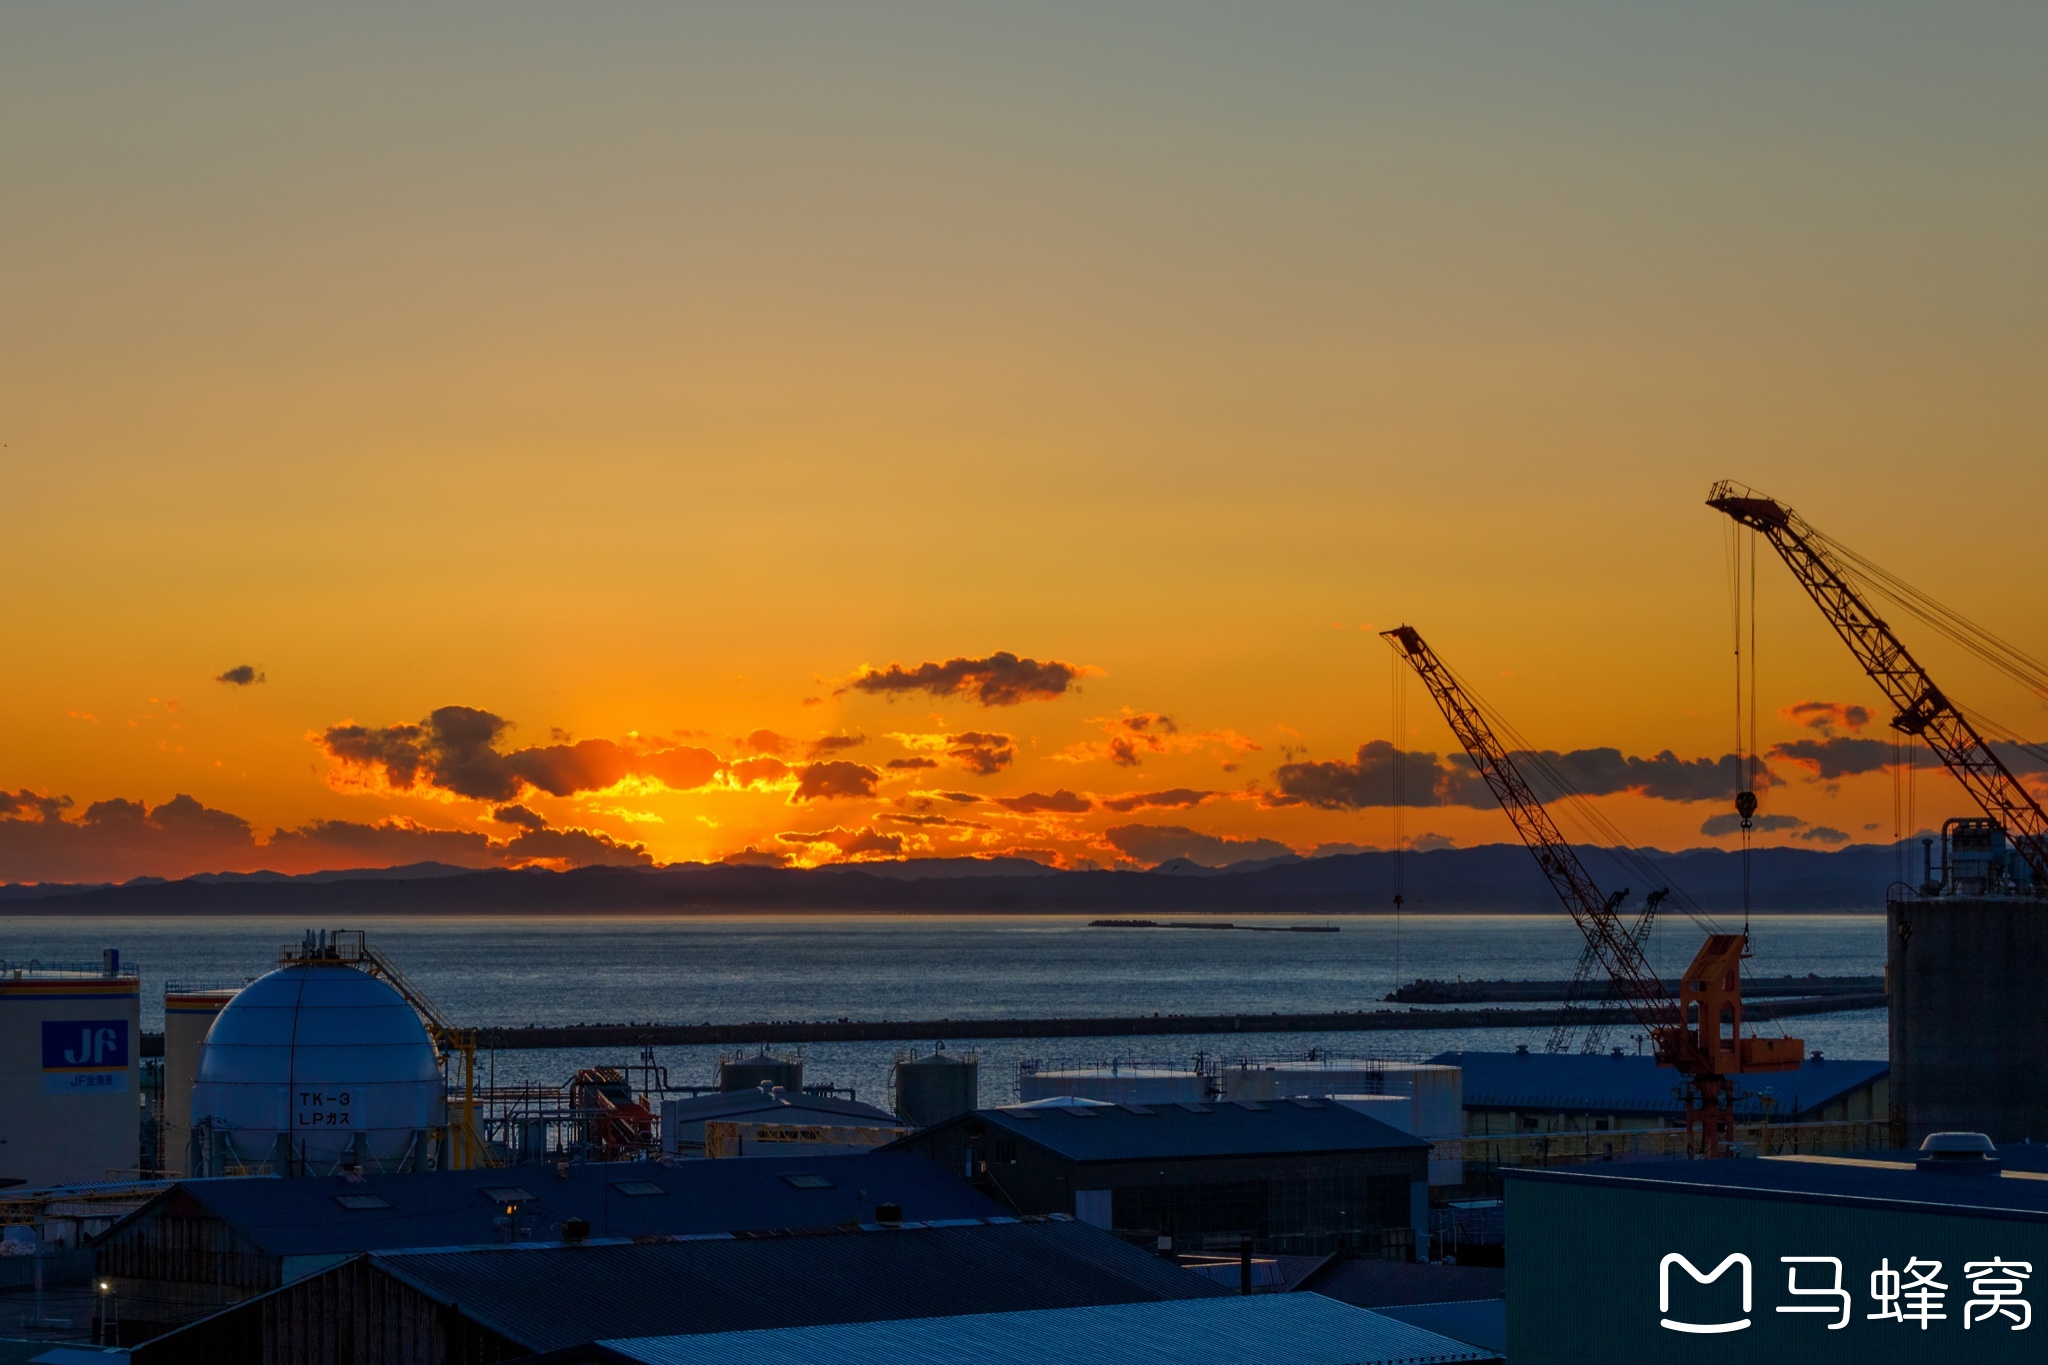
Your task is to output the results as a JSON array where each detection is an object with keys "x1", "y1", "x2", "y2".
[{"x1": 0, "y1": 842, "x2": 1916, "y2": 914}]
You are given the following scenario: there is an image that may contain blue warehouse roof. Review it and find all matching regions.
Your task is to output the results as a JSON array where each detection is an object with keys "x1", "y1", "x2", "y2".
[
  {"x1": 1431, "y1": 1050, "x2": 1887, "y2": 1120},
  {"x1": 889, "y1": 1099, "x2": 1427, "y2": 1165},
  {"x1": 95, "y1": 1151, "x2": 1000, "y2": 1259},
  {"x1": 373, "y1": 1216, "x2": 1224, "y2": 1352},
  {"x1": 1507, "y1": 1155, "x2": 2048, "y2": 1223},
  {"x1": 1299, "y1": 1257, "x2": 1504, "y2": 1309},
  {"x1": 556, "y1": 1293, "x2": 1499, "y2": 1365}
]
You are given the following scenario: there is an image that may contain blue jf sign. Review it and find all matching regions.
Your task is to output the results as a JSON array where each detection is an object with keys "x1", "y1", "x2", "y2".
[{"x1": 42, "y1": 1019, "x2": 129, "y2": 1092}]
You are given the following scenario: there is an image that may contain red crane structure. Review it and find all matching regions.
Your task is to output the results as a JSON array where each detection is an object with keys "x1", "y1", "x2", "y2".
[
  {"x1": 1382, "y1": 624, "x2": 1803, "y2": 1156},
  {"x1": 1706, "y1": 481, "x2": 2048, "y2": 892}
]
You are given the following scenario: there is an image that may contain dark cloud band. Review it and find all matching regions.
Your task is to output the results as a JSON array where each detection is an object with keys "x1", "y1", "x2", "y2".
[
  {"x1": 1273, "y1": 739, "x2": 1766, "y2": 809},
  {"x1": 841, "y1": 652, "x2": 1091, "y2": 707}
]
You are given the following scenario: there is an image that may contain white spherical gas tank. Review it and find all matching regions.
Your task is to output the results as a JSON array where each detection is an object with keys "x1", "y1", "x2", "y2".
[{"x1": 190, "y1": 963, "x2": 445, "y2": 1172}]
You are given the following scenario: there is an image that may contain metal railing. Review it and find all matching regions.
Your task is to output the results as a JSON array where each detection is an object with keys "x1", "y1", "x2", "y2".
[{"x1": 1434, "y1": 1118, "x2": 1893, "y2": 1167}]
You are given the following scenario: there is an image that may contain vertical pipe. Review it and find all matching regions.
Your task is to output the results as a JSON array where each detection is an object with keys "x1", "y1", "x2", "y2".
[{"x1": 462, "y1": 1041, "x2": 477, "y2": 1170}]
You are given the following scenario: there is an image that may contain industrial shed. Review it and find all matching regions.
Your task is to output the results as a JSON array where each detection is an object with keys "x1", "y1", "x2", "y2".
[
  {"x1": 1433, "y1": 1049, "x2": 1888, "y2": 1136},
  {"x1": 93, "y1": 1152, "x2": 999, "y2": 1342},
  {"x1": 656, "y1": 1088, "x2": 900, "y2": 1157},
  {"x1": 885, "y1": 1098, "x2": 1428, "y2": 1257},
  {"x1": 531, "y1": 1293, "x2": 1500, "y2": 1365},
  {"x1": 1507, "y1": 1155, "x2": 2048, "y2": 1365},
  {"x1": 130, "y1": 1215, "x2": 1226, "y2": 1365}
]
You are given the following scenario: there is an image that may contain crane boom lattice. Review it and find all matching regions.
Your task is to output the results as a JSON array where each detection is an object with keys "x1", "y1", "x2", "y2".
[
  {"x1": 1706, "y1": 482, "x2": 2048, "y2": 889},
  {"x1": 1381, "y1": 626, "x2": 1680, "y2": 1035},
  {"x1": 1381, "y1": 624, "x2": 1801, "y2": 1156}
]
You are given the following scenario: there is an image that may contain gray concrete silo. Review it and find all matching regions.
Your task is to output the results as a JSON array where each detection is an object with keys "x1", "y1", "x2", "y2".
[
  {"x1": 1888, "y1": 821, "x2": 2048, "y2": 1143},
  {"x1": 718, "y1": 1049, "x2": 803, "y2": 1093},
  {"x1": 891, "y1": 1048, "x2": 979, "y2": 1129}
]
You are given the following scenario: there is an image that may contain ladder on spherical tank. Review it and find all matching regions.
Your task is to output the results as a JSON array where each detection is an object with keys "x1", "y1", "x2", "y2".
[{"x1": 280, "y1": 929, "x2": 495, "y2": 1169}]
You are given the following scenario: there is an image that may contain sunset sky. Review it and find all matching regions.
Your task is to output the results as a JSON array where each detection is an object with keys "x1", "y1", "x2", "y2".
[{"x1": 5, "y1": 4, "x2": 2046, "y2": 882}]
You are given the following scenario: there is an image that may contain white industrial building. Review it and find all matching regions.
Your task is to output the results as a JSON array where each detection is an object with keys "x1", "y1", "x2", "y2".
[{"x1": 0, "y1": 954, "x2": 143, "y2": 1188}]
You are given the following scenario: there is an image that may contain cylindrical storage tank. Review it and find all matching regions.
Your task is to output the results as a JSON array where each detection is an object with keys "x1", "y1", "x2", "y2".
[
  {"x1": 189, "y1": 962, "x2": 445, "y2": 1175},
  {"x1": 1221, "y1": 1059, "x2": 1461, "y2": 1112},
  {"x1": 1017, "y1": 1067, "x2": 1209, "y2": 1106},
  {"x1": 0, "y1": 960, "x2": 142, "y2": 1188},
  {"x1": 1334, "y1": 1094, "x2": 1414, "y2": 1131},
  {"x1": 1890, "y1": 894, "x2": 2048, "y2": 1143},
  {"x1": 718, "y1": 1050, "x2": 803, "y2": 1094},
  {"x1": 892, "y1": 1049, "x2": 979, "y2": 1129},
  {"x1": 163, "y1": 985, "x2": 239, "y2": 1176}
]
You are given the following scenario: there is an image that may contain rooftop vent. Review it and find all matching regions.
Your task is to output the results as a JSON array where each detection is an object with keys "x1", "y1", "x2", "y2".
[
  {"x1": 1917, "y1": 1131, "x2": 2000, "y2": 1176},
  {"x1": 561, "y1": 1216, "x2": 590, "y2": 1244},
  {"x1": 610, "y1": 1181, "x2": 667, "y2": 1197},
  {"x1": 874, "y1": 1202, "x2": 903, "y2": 1226}
]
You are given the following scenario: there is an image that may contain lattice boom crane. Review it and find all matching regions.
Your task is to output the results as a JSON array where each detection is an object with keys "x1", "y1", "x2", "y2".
[
  {"x1": 1706, "y1": 481, "x2": 2048, "y2": 890},
  {"x1": 1381, "y1": 625, "x2": 1802, "y2": 1156}
]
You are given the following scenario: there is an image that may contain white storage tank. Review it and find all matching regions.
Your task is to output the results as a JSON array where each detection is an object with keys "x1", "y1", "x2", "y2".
[
  {"x1": 162, "y1": 984, "x2": 239, "y2": 1176},
  {"x1": 1221, "y1": 1058, "x2": 1460, "y2": 1114},
  {"x1": 189, "y1": 961, "x2": 445, "y2": 1175},
  {"x1": 1331, "y1": 1093, "x2": 1463, "y2": 1187},
  {"x1": 1017, "y1": 1064, "x2": 1210, "y2": 1106},
  {"x1": 1223, "y1": 1058, "x2": 1463, "y2": 1184},
  {"x1": 0, "y1": 954, "x2": 142, "y2": 1188}
]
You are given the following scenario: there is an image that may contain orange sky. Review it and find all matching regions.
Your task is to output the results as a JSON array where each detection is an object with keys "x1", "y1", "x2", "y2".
[{"x1": 5, "y1": 5, "x2": 2046, "y2": 881}]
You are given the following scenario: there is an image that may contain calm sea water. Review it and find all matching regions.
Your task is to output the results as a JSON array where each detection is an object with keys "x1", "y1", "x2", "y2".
[{"x1": 0, "y1": 912, "x2": 1888, "y2": 1105}]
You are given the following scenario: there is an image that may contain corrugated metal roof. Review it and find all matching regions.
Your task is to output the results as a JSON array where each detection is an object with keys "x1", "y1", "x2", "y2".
[
  {"x1": 1299, "y1": 1257, "x2": 1504, "y2": 1309},
  {"x1": 372, "y1": 1216, "x2": 1228, "y2": 1351},
  {"x1": 1431, "y1": 1050, "x2": 1887, "y2": 1119},
  {"x1": 1370, "y1": 1298, "x2": 1506, "y2": 1356},
  {"x1": 575, "y1": 1293, "x2": 1497, "y2": 1364},
  {"x1": 96, "y1": 1151, "x2": 1001, "y2": 1257},
  {"x1": 660, "y1": 1090, "x2": 898, "y2": 1125},
  {"x1": 903, "y1": 1100, "x2": 1426, "y2": 1164},
  {"x1": 1508, "y1": 1156, "x2": 2048, "y2": 1221}
]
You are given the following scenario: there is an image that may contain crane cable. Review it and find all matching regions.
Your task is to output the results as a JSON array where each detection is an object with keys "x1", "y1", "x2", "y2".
[
  {"x1": 1812, "y1": 524, "x2": 2048, "y2": 702},
  {"x1": 1390, "y1": 646, "x2": 1407, "y2": 999},
  {"x1": 1804, "y1": 522, "x2": 2048, "y2": 770},
  {"x1": 1423, "y1": 649, "x2": 1724, "y2": 938}
]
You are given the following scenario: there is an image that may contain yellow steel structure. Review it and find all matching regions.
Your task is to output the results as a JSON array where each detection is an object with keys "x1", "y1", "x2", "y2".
[{"x1": 1432, "y1": 1118, "x2": 1891, "y2": 1168}]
